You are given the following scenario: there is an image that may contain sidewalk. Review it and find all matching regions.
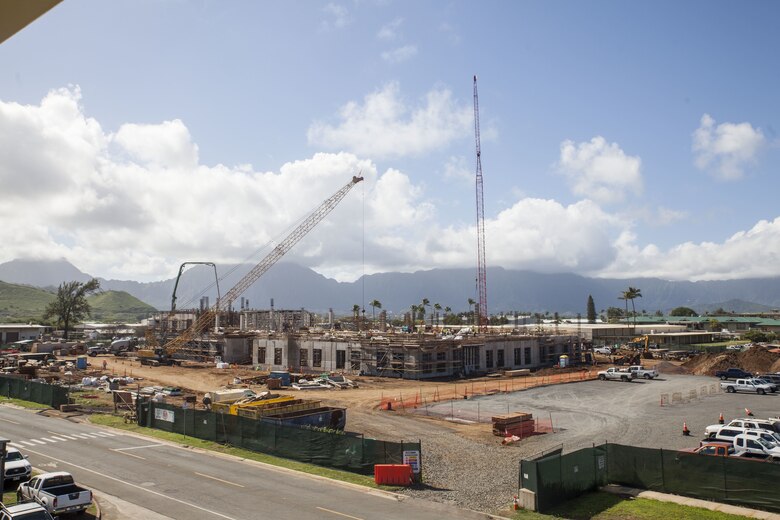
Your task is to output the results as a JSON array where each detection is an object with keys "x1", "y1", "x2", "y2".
[{"x1": 602, "y1": 485, "x2": 780, "y2": 519}]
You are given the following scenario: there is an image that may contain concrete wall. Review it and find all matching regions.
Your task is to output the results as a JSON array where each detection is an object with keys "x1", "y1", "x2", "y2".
[
  {"x1": 252, "y1": 337, "x2": 360, "y2": 374},
  {"x1": 223, "y1": 336, "x2": 252, "y2": 363}
]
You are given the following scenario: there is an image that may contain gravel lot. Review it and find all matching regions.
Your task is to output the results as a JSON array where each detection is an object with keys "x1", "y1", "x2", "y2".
[{"x1": 393, "y1": 374, "x2": 780, "y2": 514}]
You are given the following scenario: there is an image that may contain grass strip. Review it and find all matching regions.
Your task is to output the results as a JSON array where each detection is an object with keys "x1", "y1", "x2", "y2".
[
  {"x1": 513, "y1": 492, "x2": 751, "y2": 520},
  {"x1": 0, "y1": 397, "x2": 50, "y2": 410}
]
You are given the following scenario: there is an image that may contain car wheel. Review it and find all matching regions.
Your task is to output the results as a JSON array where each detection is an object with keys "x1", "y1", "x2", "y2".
[
  {"x1": 758, "y1": 389, "x2": 766, "y2": 395},
  {"x1": 643, "y1": 374, "x2": 651, "y2": 380},
  {"x1": 727, "y1": 386, "x2": 735, "y2": 393},
  {"x1": 598, "y1": 375, "x2": 606, "y2": 381}
]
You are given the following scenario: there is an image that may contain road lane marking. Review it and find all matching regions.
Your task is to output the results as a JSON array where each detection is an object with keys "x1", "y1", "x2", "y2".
[
  {"x1": 194, "y1": 472, "x2": 245, "y2": 488},
  {"x1": 20, "y1": 441, "x2": 35, "y2": 447},
  {"x1": 50, "y1": 436, "x2": 68, "y2": 442},
  {"x1": 48, "y1": 431, "x2": 77, "y2": 440},
  {"x1": 30, "y1": 439, "x2": 46, "y2": 445},
  {"x1": 0, "y1": 417, "x2": 20, "y2": 425},
  {"x1": 316, "y1": 507, "x2": 364, "y2": 520},
  {"x1": 111, "y1": 449, "x2": 145, "y2": 460},
  {"x1": 20, "y1": 447, "x2": 239, "y2": 520},
  {"x1": 113, "y1": 444, "x2": 165, "y2": 451},
  {"x1": 40, "y1": 437, "x2": 57, "y2": 443},
  {"x1": 9, "y1": 442, "x2": 22, "y2": 449}
]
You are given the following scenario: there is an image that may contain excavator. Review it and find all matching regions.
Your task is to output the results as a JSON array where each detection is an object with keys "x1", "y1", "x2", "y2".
[
  {"x1": 629, "y1": 335, "x2": 650, "y2": 352},
  {"x1": 138, "y1": 174, "x2": 364, "y2": 366}
]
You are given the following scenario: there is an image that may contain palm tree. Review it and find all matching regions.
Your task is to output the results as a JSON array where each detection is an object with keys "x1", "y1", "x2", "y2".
[
  {"x1": 421, "y1": 298, "x2": 430, "y2": 326},
  {"x1": 370, "y1": 299, "x2": 382, "y2": 323},
  {"x1": 626, "y1": 287, "x2": 642, "y2": 334},
  {"x1": 433, "y1": 303, "x2": 442, "y2": 326},
  {"x1": 467, "y1": 298, "x2": 475, "y2": 323},
  {"x1": 352, "y1": 304, "x2": 360, "y2": 330},
  {"x1": 410, "y1": 304, "x2": 419, "y2": 330}
]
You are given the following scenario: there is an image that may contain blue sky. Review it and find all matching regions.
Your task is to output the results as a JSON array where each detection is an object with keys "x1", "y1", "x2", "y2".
[{"x1": 1, "y1": 0, "x2": 778, "y2": 283}]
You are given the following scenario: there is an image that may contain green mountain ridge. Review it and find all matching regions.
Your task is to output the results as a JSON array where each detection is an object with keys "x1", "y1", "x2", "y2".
[{"x1": 0, "y1": 281, "x2": 156, "y2": 324}]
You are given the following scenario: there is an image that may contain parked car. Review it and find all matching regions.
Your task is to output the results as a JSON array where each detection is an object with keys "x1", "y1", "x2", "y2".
[
  {"x1": 87, "y1": 345, "x2": 110, "y2": 357},
  {"x1": 720, "y1": 378, "x2": 772, "y2": 395},
  {"x1": 593, "y1": 346, "x2": 612, "y2": 355},
  {"x1": 628, "y1": 365, "x2": 659, "y2": 380},
  {"x1": 3, "y1": 447, "x2": 32, "y2": 483},
  {"x1": 753, "y1": 377, "x2": 778, "y2": 392},
  {"x1": 706, "y1": 419, "x2": 780, "y2": 438},
  {"x1": 597, "y1": 367, "x2": 636, "y2": 382},
  {"x1": 16, "y1": 472, "x2": 92, "y2": 517},
  {"x1": 715, "y1": 367, "x2": 753, "y2": 380},
  {"x1": 760, "y1": 374, "x2": 780, "y2": 386},
  {"x1": 733, "y1": 433, "x2": 780, "y2": 459},
  {"x1": 683, "y1": 443, "x2": 735, "y2": 457},
  {"x1": 0, "y1": 503, "x2": 54, "y2": 520}
]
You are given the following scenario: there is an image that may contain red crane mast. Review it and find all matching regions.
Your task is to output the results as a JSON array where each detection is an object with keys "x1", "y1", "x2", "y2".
[{"x1": 473, "y1": 75, "x2": 488, "y2": 331}]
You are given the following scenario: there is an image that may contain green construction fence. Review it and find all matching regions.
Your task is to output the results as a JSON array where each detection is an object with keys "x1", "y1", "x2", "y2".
[
  {"x1": 137, "y1": 400, "x2": 421, "y2": 475},
  {"x1": 521, "y1": 443, "x2": 780, "y2": 514},
  {"x1": 0, "y1": 375, "x2": 70, "y2": 408}
]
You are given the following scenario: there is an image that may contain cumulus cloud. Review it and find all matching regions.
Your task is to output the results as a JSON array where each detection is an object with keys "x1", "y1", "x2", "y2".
[
  {"x1": 693, "y1": 114, "x2": 765, "y2": 180},
  {"x1": 558, "y1": 136, "x2": 642, "y2": 205},
  {"x1": 599, "y1": 217, "x2": 780, "y2": 281},
  {"x1": 308, "y1": 82, "x2": 472, "y2": 159},
  {"x1": 377, "y1": 18, "x2": 403, "y2": 41},
  {"x1": 443, "y1": 155, "x2": 472, "y2": 184},
  {"x1": 321, "y1": 3, "x2": 351, "y2": 30},
  {"x1": 381, "y1": 45, "x2": 418, "y2": 64}
]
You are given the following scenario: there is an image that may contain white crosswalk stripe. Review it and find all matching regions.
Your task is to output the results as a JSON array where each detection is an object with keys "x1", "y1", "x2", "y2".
[
  {"x1": 29, "y1": 439, "x2": 45, "y2": 445},
  {"x1": 50, "y1": 436, "x2": 68, "y2": 441},
  {"x1": 19, "y1": 441, "x2": 35, "y2": 447},
  {"x1": 40, "y1": 437, "x2": 57, "y2": 443},
  {"x1": 57, "y1": 434, "x2": 78, "y2": 440},
  {"x1": 9, "y1": 442, "x2": 22, "y2": 449}
]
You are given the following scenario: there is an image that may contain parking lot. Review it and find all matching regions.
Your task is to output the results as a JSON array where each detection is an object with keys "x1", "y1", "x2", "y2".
[{"x1": 420, "y1": 374, "x2": 780, "y2": 454}]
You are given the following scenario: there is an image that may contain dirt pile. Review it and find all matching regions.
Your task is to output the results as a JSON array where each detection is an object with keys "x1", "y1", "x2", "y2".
[
  {"x1": 654, "y1": 361, "x2": 690, "y2": 375},
  {"x1": 683, "y1": 347, "x2": 780, "y2": 376}
]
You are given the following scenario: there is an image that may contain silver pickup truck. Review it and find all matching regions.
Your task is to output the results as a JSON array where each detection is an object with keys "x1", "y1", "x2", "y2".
[
  {"x1": 16, "y1": 472, "x2": 92, "y2": 517},
  {"x1": 720, "y1": 378, "x2": 773, "y2": 395},
  {"x1": 597, "y1": 367, "x2": 636, "y2": 382}
]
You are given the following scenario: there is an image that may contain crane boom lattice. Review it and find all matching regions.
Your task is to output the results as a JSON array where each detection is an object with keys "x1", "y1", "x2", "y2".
[
  {"x1": 473, "y1": 75, "x2": 488, "y2": 332},
  {"x1": 158, "y1": 175, "x2": 364, "y2": 354}
]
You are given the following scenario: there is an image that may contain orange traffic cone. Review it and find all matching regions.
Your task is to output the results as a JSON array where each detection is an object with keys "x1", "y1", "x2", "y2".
[
  {"x1": 683, "y1": 422, "x2": 691, "y2": 436},
  {"x1": 718, "y1": 412, "x2": 724, "y2": 424},
  {"x1": 745, "y1": 408, "x2": 754, "y2": 417}
]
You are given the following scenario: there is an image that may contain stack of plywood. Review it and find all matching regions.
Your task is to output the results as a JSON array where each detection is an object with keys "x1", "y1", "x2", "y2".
[{"x1": 492, "y1": 412, "x2": 535, "y2": 437}]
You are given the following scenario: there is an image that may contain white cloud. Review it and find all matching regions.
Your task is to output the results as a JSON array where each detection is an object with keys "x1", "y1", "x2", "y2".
[
  {"x1": 381, "y1": 44, "x2": 417, "y2": 64},
  {"x1": 307, "y1": 82, "x2": 472, "y2": 159},
  {"x1": 599, "y1": 217, "x2": 780, "y2": 281},
  {"x1": 558, "y1": 136, "x2": 642, "y2": 205},
  {"x1": 443, "y1": 155, "x2": 472, "y2": 184},
  {"x1": 321, "y1": 3, "x2": 351, "y2": 30},
  {"x1": 438, "y1": 22, "x2": 461, "y2": 44},
  {"x1": 7, "y1": 87, "x2": 780, "y2": 285},
  {"x1": 377, "y1": 18, "x2": 403, "y2": 41},
  {"x1": 693, "y1": 113, "x2": 765, "y2": 180}
]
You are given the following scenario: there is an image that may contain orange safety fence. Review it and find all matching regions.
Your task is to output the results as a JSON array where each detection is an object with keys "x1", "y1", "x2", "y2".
[{"x1": 379, "y1": 369, "x2": 598, "y2": 414}]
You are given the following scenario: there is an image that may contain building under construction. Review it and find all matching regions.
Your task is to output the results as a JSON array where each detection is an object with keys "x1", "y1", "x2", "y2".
[{"x1": 250, "y1": 332, "x2": 581, "y2": 380}]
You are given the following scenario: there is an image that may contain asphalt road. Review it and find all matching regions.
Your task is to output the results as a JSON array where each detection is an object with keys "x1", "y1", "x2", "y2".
[{"x1": 0, "y1": 406, "x2": 499, "y2": 520}]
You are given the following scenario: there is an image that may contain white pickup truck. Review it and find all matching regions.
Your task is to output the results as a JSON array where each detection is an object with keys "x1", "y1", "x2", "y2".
[
  {"x1": 732, "y1": 433, "x2": 780, "y2": 459},
  {"x1": 720, "y1": 378, "x2": 773, "y2": 395},
  {"x1": 16, "y1": 472, "x2": 92, "y2": 517},
  {"x1": 597, "y1": 367, "x2": 636, "y2": 382},
  {"x1": 628, "y1": 365, "x2": 659, "y2": 380}
]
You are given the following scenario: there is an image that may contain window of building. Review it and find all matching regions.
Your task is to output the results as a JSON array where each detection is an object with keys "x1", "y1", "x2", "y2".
[
  {"x1": 422, "y1": 352, "x2": 432, "y2": 374},
  {"x1": 436, "y1": 351, "x2": 446, "y2": 361},
  {"x1": 274, "y1": 348, "x2": 282, "y2": 365},
  {"x1": 486, "y1": 350, "x2": 493, "y2": 369},
  {"x1": 514, "y1": 348, "x2": 522, "y2": 365},
  {"x1": 313, "y1": 348, "x2": 322, "y2": 367},
  {"x1": 258, "y1": 347, "x2": 266, "y2": 364},
  {"x1": 350, "y1": 350, "x2": 361, "y2": 371},
  {"x1": 300, "y1": 348, "x2": 308, "y2": 367},
  {"x1": 524, "y1": 347, "x2": 531, "y2": 365},
  {"x1": 497, "y1": 349, "x2": 505, "y2": 368},
  {"x1": 336, "y1": 350, "x2": 346, "y2": 369}
]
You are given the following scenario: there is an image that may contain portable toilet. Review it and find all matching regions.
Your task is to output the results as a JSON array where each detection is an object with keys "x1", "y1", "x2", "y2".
[
  {"x1": 76, "y1": 355, "x2": 88, "y2": 370},
  {"x1": 559, "y1": 354, "x2": 569, "y2": 368}
]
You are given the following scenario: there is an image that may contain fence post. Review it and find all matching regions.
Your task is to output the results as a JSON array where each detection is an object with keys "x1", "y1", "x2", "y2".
[{"x1": 659, "y1": 447, "x2": 665, "y2": 492}]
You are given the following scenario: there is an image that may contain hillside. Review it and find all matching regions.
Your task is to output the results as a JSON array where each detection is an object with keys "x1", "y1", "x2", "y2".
[
  {"x1": 0, "y1": 281, "x2": 55, "y2": 323},
  {"x1": 0, "y1": 282, "x2": 156, "y2": 324},
  {"x1": 87, "y1": 291, "x2": 157, "y2": 323}
]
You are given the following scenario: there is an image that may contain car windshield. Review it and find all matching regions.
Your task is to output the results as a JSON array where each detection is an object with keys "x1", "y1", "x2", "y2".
[
  {"x1": 756, "y1": 437, "x2": 773, "y2": 449},
  {"x1": 19, "y1": 512, "x2": 52, "y2": 520},
  {"x1": 4, "y1": 451, "x2": 23, "y2": 461}
]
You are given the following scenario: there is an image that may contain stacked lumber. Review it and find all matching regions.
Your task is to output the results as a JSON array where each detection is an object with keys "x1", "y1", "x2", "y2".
[{"x1": 492, "y1": 412, "x2": 535, "y2": 437}]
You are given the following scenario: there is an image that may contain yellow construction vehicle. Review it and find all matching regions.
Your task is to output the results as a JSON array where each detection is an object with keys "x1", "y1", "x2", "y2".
[
  {"x1": 629, "y1": 335, "x2": 650, "y2": 352},
  {"x1": 138, "y1": 175, "x2": 363, "y2": 365}
]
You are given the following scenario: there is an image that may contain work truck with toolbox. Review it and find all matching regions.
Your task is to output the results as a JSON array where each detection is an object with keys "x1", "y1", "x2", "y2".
[
  {"x1": 597, "y1": 367, "x2": 636, "y2": 382},
  {"x1": 16, "y1": 472, "x2": 92, "y2": 517},
  {"x1": 720, "y1": 378, "x2": 773, "y2": 395},
  {"x1": 628, "y1": 365, "x2": 658, "y2": 380}
]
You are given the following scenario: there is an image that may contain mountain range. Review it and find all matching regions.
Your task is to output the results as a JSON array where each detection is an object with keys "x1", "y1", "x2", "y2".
[{"x1": 1, "y1": 258, "x2": 779, "y2": 317}]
